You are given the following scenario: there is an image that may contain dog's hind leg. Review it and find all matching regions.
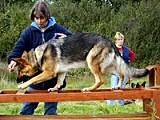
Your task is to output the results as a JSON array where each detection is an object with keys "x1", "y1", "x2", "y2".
[
  {"x1": 82, "y1": 70, "x2": 104, "y2": 92},
  {"x1": 82, "y1": 46, "x2": 105, "y2": 92},
  {"x1": 48, "y1": 72, "x2": 66, "y2": 91}
]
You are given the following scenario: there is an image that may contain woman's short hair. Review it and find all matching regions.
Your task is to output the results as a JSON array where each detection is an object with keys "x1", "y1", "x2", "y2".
[
  {"x1": 114, "y1": 32, "x2": 124, "y2": 40},
  {"x1": 30, "y1": 1, "x2": 51, "y2": 21}
]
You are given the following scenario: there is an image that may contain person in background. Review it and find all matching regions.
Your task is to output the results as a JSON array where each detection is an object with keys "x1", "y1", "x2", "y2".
[
  {"x1": 107, "y1": 32, "x2": 135, "y2": 106},
  {"x1": 7, "y1": 0, "x2": 72, "y2": 115}
]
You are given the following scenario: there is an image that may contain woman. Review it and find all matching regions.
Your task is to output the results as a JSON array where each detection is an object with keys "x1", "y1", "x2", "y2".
[
  {"x1": 107, "y1": 32, "x2": 135, "y2": 106},
  {"x1": 8, "y1": 1, "x2": 72, "y2": 115}
]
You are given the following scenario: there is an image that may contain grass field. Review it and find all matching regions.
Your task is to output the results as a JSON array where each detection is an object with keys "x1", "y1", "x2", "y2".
[{"x1": 0, "y1": 62, "x2": 147, "y2": 115}]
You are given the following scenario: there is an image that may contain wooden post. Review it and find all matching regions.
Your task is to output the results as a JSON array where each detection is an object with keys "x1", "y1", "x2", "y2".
[
  {"x1": 149, "y1": 68, "x2": 155, "y2": 86},
  {"x1": 143, "y1": 99, "x2": 153, "y2": 115},
  {"x1": 153, "y1": 90, "x2": 160, "y2": 119},
  {"x1": 149, "y1": 65, "x2": 160, "y2": 86},
  {"x1": 143, "y1": 65, "x2": 160, "y2": 117}
]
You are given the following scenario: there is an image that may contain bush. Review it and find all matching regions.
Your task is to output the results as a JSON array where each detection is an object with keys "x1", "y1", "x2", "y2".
[
  {"x1": 0, "y1": 3, "x2": 31, "y2": 61},
  {"x1": 0, "y1": 0, "x2": 159, "y2": 67}
]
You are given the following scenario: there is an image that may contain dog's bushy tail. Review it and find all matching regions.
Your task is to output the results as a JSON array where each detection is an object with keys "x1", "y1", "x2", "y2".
[
  {"x1": 128, "y1": 67, "x2": 149, "y2": 78},
  {"x1": 116, "y1": 56, "x2": 149, "y2": 78}
]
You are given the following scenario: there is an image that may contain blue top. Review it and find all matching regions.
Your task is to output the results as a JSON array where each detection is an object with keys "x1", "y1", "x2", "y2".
[
  {"x1": 122, "y1": 46, "x2": 130, "y2": 64},
  {"x1": 8, "y1": 17, "x2": 72, "y2": 89}
]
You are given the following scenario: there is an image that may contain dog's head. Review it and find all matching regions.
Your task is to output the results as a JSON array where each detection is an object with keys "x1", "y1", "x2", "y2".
[{"x1": 13, "y1": 51, "x2": 39, "y2": 83}]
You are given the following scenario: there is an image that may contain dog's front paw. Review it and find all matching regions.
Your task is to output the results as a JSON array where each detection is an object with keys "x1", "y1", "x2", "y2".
[
  {"x1": 48, "y1": 84, "x2": 63, "y2": 92},
  {"x1": 48, "y1": 87, "x2": 58, "y2": 92},
  {"x1": 18, "y1": 83, "x2": 27, "y2": 90},
  {"x1": 81, "y1": 87, "x2": 92, "y2": 92},
  {"x1": 48, "y1": 88, "x2": 57, "y2": 92}
]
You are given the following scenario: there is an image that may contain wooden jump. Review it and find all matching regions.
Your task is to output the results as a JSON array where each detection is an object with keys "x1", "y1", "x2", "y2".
[
  {"x1": 0, "y1": 65, "x2": 160, "y2": 119},
  {"x1": 0, "y1": 88, "x2": 160, "y2": 119}
]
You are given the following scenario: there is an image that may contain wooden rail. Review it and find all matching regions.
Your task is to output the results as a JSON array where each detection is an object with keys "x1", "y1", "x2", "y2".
[
  {"x1": 0, "y1": 88, "x2": 157, "y2": 103},
  {"x1": 0, "y1": 113, "x2": 151, "y2": 120}
]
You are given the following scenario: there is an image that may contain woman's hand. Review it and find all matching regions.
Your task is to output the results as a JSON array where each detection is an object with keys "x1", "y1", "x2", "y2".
[
  {"x1": 8, "y1": 60, "x2": 17, "y2": 72},
  {"x1": 55, "y1": 33, "x2": 67, "y2": 39}
]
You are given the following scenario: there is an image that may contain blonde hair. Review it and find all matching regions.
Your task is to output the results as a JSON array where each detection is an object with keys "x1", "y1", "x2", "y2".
[{"x1": 114, "y1": 32, "x2": 124, "y2": 40}]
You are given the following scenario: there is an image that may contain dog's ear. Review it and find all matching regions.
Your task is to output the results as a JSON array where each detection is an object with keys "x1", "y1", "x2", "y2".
[
  {"x1": 13, "y1": 58, "x2": 30, "y2": 68},
  {"x1": 131, "y1": 83, "x2": 135, "y2": 88},
  {"x1": 141, "y1": 81, "x2": 146, "y2": 88},
  {"x1": 136, "y1": 83, "x2": 140, "y2": 88}
]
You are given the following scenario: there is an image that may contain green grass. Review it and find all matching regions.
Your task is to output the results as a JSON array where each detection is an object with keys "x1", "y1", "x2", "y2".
[
  {"x1": 0, "y1": 101, "x2": 144, "y2": 115},
  {"x1": 0, "y1": 62, "x2": 147, "y2": 115},
  {"x1": 58, "y1": 101, "x2": 143, "y2": 115}
]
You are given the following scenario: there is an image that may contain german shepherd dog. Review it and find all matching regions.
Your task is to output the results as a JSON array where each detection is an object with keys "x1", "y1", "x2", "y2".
[{"x1": 14, "y1": 33, "x2": 149, "y2": 91}]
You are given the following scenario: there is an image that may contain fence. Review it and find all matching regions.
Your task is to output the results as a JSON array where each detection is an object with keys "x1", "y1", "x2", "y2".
[{"x1": 0, "y1": 65, "x2": 160, "y2": 119}]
